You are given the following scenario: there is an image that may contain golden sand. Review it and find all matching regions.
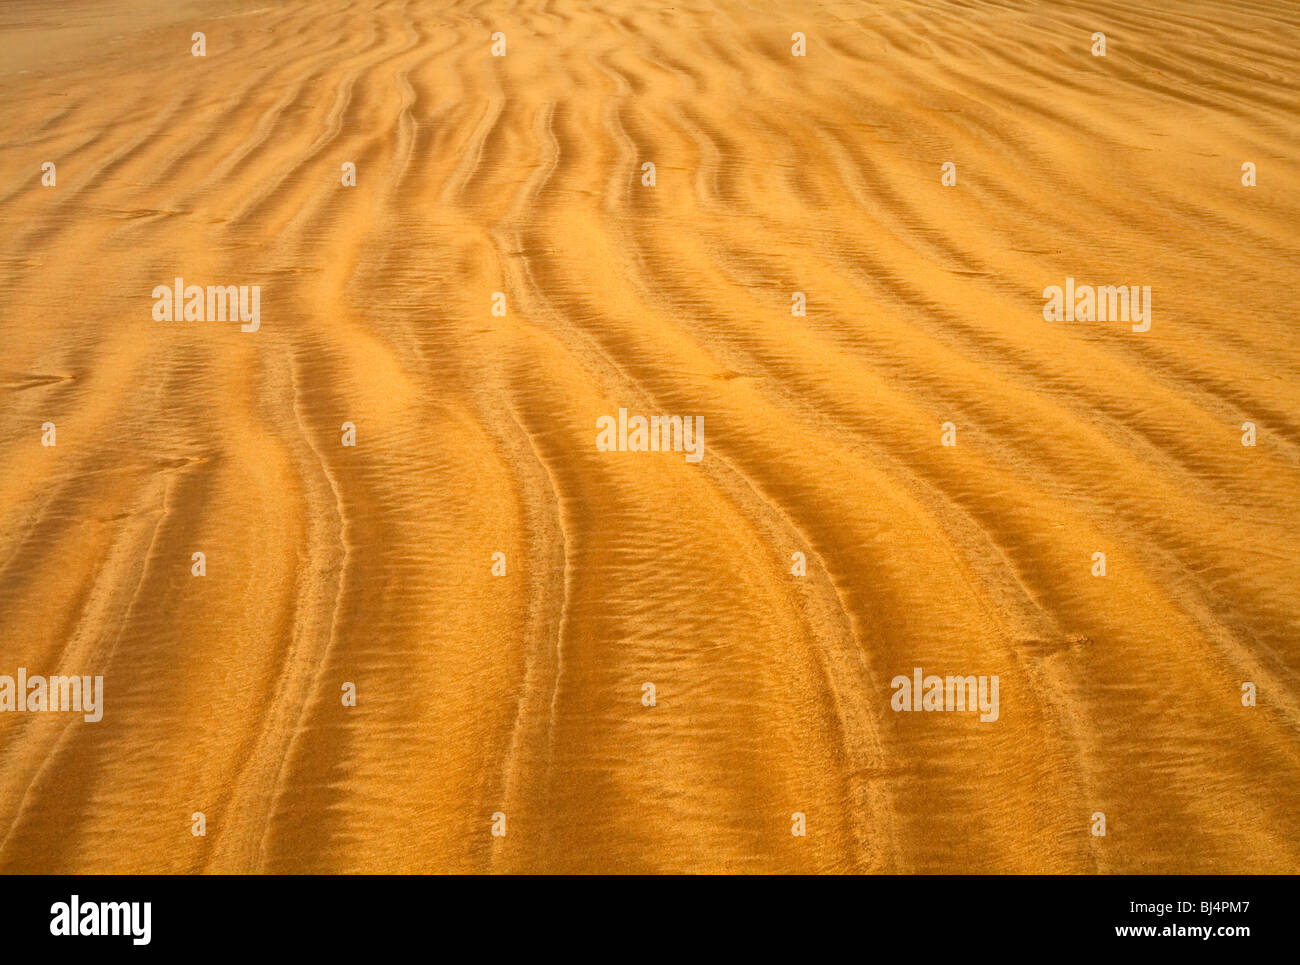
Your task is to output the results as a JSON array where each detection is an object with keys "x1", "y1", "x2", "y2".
[{"x1": 0, "y1": 0, "x2": 1297, "y2": 873}]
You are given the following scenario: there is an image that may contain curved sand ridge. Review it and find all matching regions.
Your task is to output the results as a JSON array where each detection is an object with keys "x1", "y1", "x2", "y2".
[{"x1": 0, "y1": 0, "x2": 1297, "y2": 873}]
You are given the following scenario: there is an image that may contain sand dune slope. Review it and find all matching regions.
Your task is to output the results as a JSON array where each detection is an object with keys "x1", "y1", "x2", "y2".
[{"x1": 0, "y1": 0, "x2": 1297, "y2": 873}]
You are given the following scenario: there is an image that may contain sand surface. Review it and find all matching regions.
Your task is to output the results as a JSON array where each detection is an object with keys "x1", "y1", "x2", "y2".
[{"x1": 0, "y1": 0, "x2": 1297, "y2": 873}]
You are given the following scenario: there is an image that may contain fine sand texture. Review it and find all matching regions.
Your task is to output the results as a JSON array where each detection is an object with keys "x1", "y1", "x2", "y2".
[{"x1": 0, "y1": 0, "x2": 1297, "y2": 873}]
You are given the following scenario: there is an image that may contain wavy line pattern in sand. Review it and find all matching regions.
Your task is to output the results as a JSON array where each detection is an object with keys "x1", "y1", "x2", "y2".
[{"x1": 0, "y1": 0, "x2": 1297, "y2": 873}]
